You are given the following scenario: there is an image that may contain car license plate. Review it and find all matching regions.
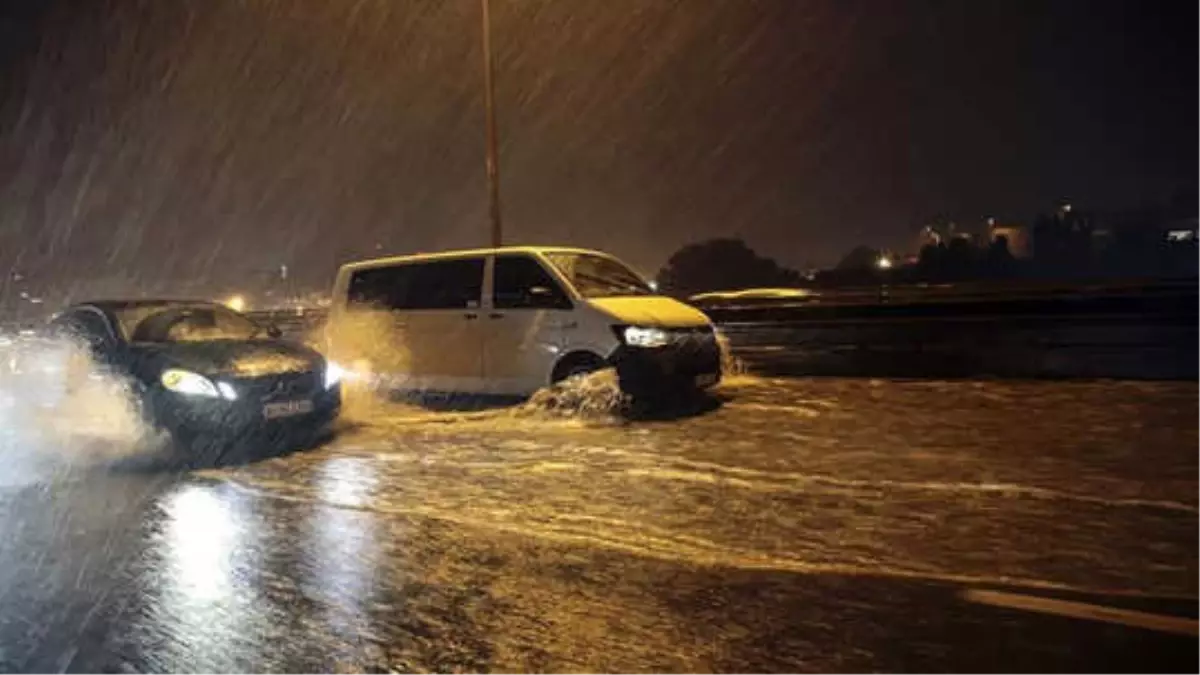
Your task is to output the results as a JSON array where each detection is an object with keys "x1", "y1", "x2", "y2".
[
  {"x1": 263, "y1": 400, "x2": 314, "y2": 419},
  {"x1": 695, "y1": 372, "x2": 718, "y2": 387}
]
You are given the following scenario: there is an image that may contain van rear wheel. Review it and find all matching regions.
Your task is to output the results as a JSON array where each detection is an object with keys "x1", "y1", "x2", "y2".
[{"x1": 551, "y1": 352, "x2": 606, "y2": 384}]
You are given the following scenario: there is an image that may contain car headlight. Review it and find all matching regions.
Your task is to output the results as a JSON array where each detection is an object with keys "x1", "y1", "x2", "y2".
[
  {"x1": 622, "y1": 326, "x2": 671, "y2": 348},
  {"x1": 324, "y1": 361, "x2": 346, "y2": 389},
  {"x1": 161, "y1": 369, "x2": 221, "y2": 398}
]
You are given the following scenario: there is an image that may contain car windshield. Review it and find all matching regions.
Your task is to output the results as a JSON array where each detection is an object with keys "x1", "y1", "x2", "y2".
[
  {"x1": 544, "y1": 253, "x2": 654, "y2": 298},
  {"x1": 119, "y1": 304, "x2": 264, "y2": 343}
]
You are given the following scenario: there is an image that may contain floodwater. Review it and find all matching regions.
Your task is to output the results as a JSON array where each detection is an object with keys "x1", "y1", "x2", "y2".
[{"x1": 0, "y1": 336, "x2": 1196, "y2": 672}]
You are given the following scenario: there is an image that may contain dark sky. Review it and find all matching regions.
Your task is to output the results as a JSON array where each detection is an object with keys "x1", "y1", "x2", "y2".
[{"x1": 0, "y1": 0, "x2": 1195, "y2": 298}]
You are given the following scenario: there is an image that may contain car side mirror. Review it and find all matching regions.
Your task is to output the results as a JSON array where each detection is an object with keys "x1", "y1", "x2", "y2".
[{"x1": 266, "y1": 324, "x2": 283, "y2": 339}]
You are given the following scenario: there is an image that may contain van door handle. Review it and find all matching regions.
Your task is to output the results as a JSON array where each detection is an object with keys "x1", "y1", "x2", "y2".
[
  {"x1": 488, "y1": 312, "x2": 504, "y2": 319},
  {"x1": 464, "y1": 312, "x2": 479, "y2": 320}
]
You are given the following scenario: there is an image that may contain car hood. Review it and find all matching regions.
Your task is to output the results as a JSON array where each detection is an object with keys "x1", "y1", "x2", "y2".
[
  {"x1": 131, "y1": 340, "x2": 324, "y2": 378},
  {"x1": 586, "y1": 296, "x2": 712, "y2": 328}
]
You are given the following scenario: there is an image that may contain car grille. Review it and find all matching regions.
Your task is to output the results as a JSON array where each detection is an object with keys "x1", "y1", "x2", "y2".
[{"x1": 231, "y1": 370, "x2": 321, "y2": 402}]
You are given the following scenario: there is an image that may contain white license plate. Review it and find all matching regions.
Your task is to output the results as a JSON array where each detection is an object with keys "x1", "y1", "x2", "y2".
[
  {"x1": 695, "y1": 372, "x2": 719, "y2": 387},
  {"x1": 263, "y1": 400, "x2": 315, "y2": 419}
]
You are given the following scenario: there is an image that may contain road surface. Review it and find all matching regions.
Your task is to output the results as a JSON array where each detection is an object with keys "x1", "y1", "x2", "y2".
[{"x1": 0, "y1": 375, "x2": 1196, "y2": 672}]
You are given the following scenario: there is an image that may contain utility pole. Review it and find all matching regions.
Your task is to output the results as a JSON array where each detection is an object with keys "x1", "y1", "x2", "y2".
[{"x1": 481, "y1": 0, "x2": 503, "y2": 247}]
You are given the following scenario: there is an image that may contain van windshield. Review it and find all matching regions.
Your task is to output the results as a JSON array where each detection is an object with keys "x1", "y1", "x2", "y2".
[{"x1": 544, "y1": 253, "x2": 655, "y2": 298}]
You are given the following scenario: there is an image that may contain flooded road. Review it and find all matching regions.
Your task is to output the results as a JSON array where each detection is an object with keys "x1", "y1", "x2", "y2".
[{"x1": 0, "y1": 376, "x2": 1196, "y2": 672}]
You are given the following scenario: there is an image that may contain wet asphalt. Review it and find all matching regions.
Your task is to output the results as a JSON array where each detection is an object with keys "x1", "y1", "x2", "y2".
[{"x1": 0, "y1": 376, "x2": 1196, "y2": 672}]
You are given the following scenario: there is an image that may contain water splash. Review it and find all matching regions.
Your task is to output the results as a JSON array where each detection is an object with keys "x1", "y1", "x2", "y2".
[
  {"x1": 715, "y1": 330, "x2": 759, "y2": 389},
  {"x1": 713, "y1": 330, "x2": 745, "y2": 376},
  {"x1": 319, "y1": 310, "x2": 413, "y2": 384},
  {"x1": 0, "y1": 332, "x2": 156, "y2": 466},
  {"x1": 516, "y1": 368, "x2": 628, "y2": 421}
]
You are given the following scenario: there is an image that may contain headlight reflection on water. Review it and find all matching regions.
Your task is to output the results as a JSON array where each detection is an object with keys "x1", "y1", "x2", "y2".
[
  {"x1": 308, "y1": 458, "x2": 383, "y2": 652},
  {"x1": 139, "y1": 483, "x2": 266, "y2": 669},
  {"x1": 316, "y1": 457, "x2": 378, "y2": 509},
  {"x1": 163, "y1": 485, "x2": 245, "y2": 602}
]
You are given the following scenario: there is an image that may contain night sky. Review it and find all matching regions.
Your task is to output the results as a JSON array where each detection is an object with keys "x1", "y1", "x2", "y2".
[{"x1": 0, "y1": 0, "x2": 1195, "y2": 300}]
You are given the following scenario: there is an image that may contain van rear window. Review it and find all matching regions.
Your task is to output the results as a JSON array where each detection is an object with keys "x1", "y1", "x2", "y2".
[{"x1": 348, "y1": 258, "x2": 484, "y2": 310}]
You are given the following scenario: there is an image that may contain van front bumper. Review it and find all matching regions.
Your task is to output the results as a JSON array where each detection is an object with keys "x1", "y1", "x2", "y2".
[{"x1": 609, "y1": 334, "x2": 722, "y2": 396}]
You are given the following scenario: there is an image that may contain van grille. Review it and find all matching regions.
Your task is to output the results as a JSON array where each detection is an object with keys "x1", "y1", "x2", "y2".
[{"x1": 669, "y1": 325, "x2": 716, "y2": 345}]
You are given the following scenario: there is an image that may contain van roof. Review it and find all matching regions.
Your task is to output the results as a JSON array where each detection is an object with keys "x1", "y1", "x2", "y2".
[{"x1": 337, "y1": 246, "x2": 617, "y2": 272}]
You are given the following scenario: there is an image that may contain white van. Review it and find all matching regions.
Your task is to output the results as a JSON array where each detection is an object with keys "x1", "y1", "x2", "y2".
[{"x1": 326, "y1": 246, "x2": 721, "y2": 397}]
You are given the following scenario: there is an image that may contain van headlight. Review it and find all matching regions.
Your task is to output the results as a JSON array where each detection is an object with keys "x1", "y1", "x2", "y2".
[
  {"x1": 161, "y1": 369, "x2": 221, "y2": 398},
  {"x1": 324, "y1": 361, "x2": 346, "y2": 388},
  {"x1": 621, "y1": 326, "x2": 671, "y2": 348}
]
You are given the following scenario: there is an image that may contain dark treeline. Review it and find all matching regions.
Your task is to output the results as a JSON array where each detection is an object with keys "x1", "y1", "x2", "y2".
[
  {"x1": 655, "y1": 239, "x2": 805, "y2": 298},
  {"x1": 657, "y1": 191, "x2": 1198, "y2": 296}
]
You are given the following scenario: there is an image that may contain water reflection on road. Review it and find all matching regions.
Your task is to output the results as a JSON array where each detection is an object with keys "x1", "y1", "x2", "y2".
[{"x1": 0, "y1": 375, "x2": 1196, "y2": 672}]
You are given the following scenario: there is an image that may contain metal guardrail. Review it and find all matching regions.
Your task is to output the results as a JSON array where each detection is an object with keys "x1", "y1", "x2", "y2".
[
  {"x1": 690, "y1": 279, "x2": 1198, "y2": 311},
  {"x1": 248, "y1": 309, "x2": 327, "y2": 341},
  {"x1": 700, "y1": 282, "x2": 1197, "y2": 325}
]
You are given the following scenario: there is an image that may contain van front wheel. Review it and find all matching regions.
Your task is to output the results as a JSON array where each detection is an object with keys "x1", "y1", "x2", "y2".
[{"x1": 551, "y1": 352, "x2": 606, "y2": 385}]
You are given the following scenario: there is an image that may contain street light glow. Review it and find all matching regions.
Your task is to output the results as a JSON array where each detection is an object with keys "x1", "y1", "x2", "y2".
[{"x1": 876, "y1": 255, "x2": 893, "y2": 270}]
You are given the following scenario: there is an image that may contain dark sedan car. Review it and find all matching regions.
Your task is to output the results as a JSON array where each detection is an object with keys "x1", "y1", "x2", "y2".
[{"x1": 48, "y1": 299, "x2": 342, "y2": 453}]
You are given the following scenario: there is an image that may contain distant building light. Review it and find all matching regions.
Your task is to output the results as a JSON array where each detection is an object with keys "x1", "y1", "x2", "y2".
[
  {"x1": 1166, "y1": 230, "x2": 1196, "y2": 242},
  {"x1": 986, "y1": 217, "x2": 996, "y2": 227},
  {"x1": 1061, "y1": 203, "x2": 1073, "y2": 213}
]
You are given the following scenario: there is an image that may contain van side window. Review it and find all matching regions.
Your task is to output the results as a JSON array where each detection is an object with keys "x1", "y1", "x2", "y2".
[
  {"x1": 348, "y1": 258, "x2": 484, "y2": 310},
  {"x1": 493, "y1": 256, "x2": 572, "y2": 310}
]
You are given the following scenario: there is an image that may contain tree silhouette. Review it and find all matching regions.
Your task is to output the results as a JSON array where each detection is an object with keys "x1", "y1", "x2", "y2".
[
  {"x1": 836, "y1": 245, "x2": 881, "y2": 271},
  {"x1": 656, "y1": 238, "x2": 800, "y2": 297},
  {"x1": 984, "y1": 235, "x2": 1016, "y2": 278},
  {"x1": 1031, "y1": 208, "x2": 1095, "y2": 276}
]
